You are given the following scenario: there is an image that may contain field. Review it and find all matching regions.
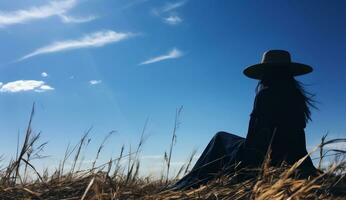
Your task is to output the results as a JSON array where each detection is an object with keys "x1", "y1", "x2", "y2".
[{"x1": 0, "y1": 107, "x2": 345, "y2": 200}]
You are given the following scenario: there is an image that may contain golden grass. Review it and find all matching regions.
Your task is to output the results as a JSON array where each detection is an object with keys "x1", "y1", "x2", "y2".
[
  {"x1": 0, "y1": 163, "x2": 345, "y2": 200},
  {"x1": 0, "y1": 105, "x2": 345, "y2": 199}
]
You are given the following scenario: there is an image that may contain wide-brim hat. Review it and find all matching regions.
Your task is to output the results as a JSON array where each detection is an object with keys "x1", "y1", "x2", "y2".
[{"x1": 243, "y1": 50, "x2": 313, "y2": 80}]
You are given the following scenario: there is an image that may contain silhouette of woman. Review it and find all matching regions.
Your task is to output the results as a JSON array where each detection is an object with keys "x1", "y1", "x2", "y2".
[{"x1": 171, "y1": 50, "x2": 317, "y2": 190}]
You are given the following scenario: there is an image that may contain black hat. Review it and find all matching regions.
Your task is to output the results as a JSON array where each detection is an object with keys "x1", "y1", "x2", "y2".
[{"x1": 243, "y1": 50, "x2": 313, "y2": 80}]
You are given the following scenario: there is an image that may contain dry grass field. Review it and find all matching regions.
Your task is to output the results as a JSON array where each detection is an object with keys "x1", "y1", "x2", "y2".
[{"x1": 0, "y1": 107, "x2": 345, "y2": 200}]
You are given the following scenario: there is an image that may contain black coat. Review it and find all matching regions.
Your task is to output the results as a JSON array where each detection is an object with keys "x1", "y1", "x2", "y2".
[
  {"x1": 243, "y1": 87, "x2": 315, "y2": 170},
  {"x1": 171, "y1": 87, "x2": 316, "y2": 190}
]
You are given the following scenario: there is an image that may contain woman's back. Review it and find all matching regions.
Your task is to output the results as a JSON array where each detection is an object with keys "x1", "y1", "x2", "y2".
[{"x1": 244, "y1": 82, "x2": 315, "y2": 170}]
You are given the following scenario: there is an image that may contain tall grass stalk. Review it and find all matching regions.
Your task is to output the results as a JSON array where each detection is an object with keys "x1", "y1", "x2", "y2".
[{"x1": 165, "y1": 106, "x2": 183, "y2": 184}]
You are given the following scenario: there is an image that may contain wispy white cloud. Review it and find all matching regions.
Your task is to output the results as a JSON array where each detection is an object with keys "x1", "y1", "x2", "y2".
[
  {"x1": 89, "y1": 80, "x2": 102, "y2": 85},
  {"x1": 0, "y1": 80, "x2": 54, "y2": 93},
  {"x1": 41, "y1": 72, "x2": 48, "y2": 77},
  {"x1": 0, "y1": 0, "x2": 77, "y2": 27},
  {"x1": 152, "y1": 1, "x2": 186, "y2": 25},
  {"x1": 140, "y1": 48, "x2": 183, "y2": 65},
  {"x1": 164, "y1": 15, "x2": 182, "y2": 25},
  {"x1": 161, "y1": 1, "x2": 186, "y2": 13},
  {"x1": 153, "y1": 1, "x2": 186, "y2": 15},
  {"x1": 59, "y1": 14, "x2": 97, "y2": 23},
  {"x1": 36, "y1": 84, "x2": 54, "y2": 92},
  {"x1": 19, "y1": 30, "x2": 133, "y2": 61}
]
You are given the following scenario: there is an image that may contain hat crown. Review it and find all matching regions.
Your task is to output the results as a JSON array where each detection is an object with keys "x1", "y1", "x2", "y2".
[{"x1": 262, "y1": 50, "x2": 291, "y2": 64}]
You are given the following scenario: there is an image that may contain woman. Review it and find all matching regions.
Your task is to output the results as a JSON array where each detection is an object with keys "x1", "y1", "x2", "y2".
[{"x1": 171, "y1": 50, "x2": 317, "y2": 190}]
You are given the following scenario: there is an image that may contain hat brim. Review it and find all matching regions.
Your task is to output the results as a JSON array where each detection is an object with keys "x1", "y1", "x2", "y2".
[{"x1": 243, "y1": 62, "x2": 313, "y2": 80}]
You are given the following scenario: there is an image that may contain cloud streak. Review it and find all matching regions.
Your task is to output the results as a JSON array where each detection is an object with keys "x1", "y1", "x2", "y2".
[
  {"x1": 89, "y1": 80, "x2": 102, "y2": 85},
  {"x1": 0, "y1": 0, "x2": 76, "y2": 27},
  {"x1": 59, "y1": 14, "x2": 97, "y2": 23},
  {"x1": 19, "y1": 30, "x2": 133, "y2": 61},
  {"x1": 0, "y1": 80, "x2": 54, "y2": 93},
  {"x1": 164, "y1": 15, "x2": 182, "y2": 25},
  {"x1": 41, "y1": 72, "x2": 48, "y2": 77},
  {"x1": 139, "y1": 48, "x2": 183, "y2": 65},
  {"x1": 153, "y1": 1, "x2": 186, "y2": 15},
  {"x1": 162, "y1": 1, "x2": 186, "y2": 13},
  {"x1": 152, "y1": 1, "x2": 186, "y2": 25}
]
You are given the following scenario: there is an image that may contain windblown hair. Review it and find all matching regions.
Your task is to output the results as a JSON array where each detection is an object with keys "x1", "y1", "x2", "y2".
[{"x1": 256, "y1": 73, "x2": 316, "y2": 123}]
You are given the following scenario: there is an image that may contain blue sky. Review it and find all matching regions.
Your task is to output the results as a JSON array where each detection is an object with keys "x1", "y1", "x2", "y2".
[{"x1": 0, "y1": 0, "x2": 345, "y2": 174}]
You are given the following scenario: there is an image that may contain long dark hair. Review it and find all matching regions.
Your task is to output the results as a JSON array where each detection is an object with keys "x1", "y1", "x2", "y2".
[{"x1": 256, "y1": 73, "x2": 316, "y2": 123}]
